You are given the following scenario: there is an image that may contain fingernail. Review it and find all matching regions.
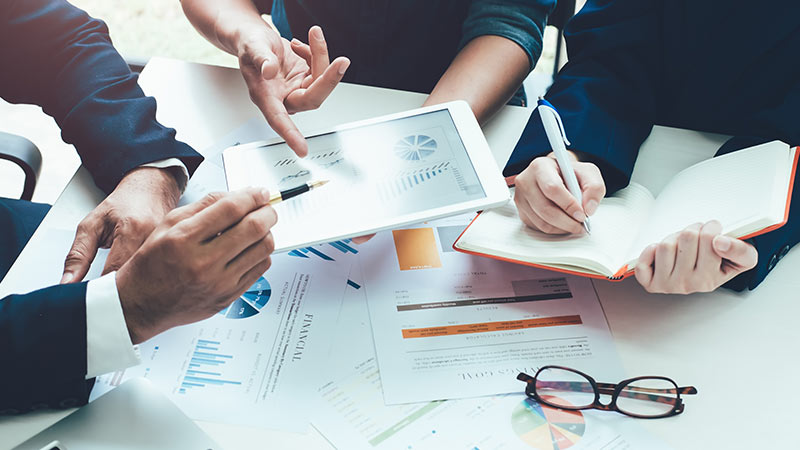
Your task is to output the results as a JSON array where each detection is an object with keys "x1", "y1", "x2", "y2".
[
  {"x1": 572, "y1": 210, "x2": 586, "y2": 223},
  {"x1": 714, "y1": 236, "x2": 732, "y2": 252},
  {"x1": 291, "y1": 38, "x2": 301, "y2": 45},
  {"x1": 61, "y1": 273, "x2": 73, "y2": 284},
  {"x1": 338, "y1": 60, "x2": 350, "y2": 75},
  {"x1": 261, "y1": 188, "x2": 271, "y2": 202},
  {"x1": 313, "y1": 27, "x2": 324, "y2": 41},
  {"x1": 585, "y1": 200, "x2": 599, "y2": 216}
]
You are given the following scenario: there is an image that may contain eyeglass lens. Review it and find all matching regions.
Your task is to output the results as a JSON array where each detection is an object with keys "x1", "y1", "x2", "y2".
[
  {"x1": 534, "y1": 367, "x2": 595, "y2": 409},
  {"x1": 615, "y1": 378, "x2": 678, "y2": 417}
]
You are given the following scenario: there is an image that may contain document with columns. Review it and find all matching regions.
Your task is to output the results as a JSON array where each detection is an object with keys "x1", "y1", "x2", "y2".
[{"x1": 361, "y1": 214, "x2": 620, "y2": 404}]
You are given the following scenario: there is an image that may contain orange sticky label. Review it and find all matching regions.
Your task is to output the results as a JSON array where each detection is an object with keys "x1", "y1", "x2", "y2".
[
  {"x1": 401, "y1": 315, "x2": 583, "y2": 338},
  {"x1": 392, "y1": 228, "x2": 443, "y2": 271}
]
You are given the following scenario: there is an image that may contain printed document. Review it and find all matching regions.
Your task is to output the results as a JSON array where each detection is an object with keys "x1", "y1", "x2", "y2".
[
  {"x1": 361, "y1": 215, "x2": 620, "y2": 404},
  {"x1": 313, "y1": 266, "x2": 669, "y2": 450},
  {"x1": 90, "y1": 252, "x2": 350, "y2": 431}
]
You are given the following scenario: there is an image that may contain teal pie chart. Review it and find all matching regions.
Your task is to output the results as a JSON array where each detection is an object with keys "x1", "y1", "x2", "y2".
[{"x1": 217, "y1": 277, "x2": 271, "y2": 319}]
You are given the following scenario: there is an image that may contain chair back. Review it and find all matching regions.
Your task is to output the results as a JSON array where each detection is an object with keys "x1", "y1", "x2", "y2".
[{"x1": 0, "y1": 132, "x2": 42, "y2": 201}]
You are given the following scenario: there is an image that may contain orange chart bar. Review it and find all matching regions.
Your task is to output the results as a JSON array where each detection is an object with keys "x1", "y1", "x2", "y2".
[{"x1": 401, "y1": 315, "x2": 583, "y2": 339}]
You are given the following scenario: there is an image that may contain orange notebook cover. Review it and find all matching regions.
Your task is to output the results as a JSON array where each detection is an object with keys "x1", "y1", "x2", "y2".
[{"x1": 454, "y1": 145, "x2": 799, "y2": 281}]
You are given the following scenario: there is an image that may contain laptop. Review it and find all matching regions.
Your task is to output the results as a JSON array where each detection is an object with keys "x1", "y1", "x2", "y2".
[{"x1": 14, "y1": 378, "x2": 220, "y2": 450}]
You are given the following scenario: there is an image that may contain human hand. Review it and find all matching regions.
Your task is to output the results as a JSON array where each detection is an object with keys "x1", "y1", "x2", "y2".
[
  {"x1": 634, "y1": 221, "x2": 758, "y2": 294},
  {"x1": 514, "y1": 152, "x2": 606, "y2": 234},
  {"x1": 350, "y1": 234, "x2": 375, "y2": 245},
  {"x1": 61, "y1": 167, "x2": 182, "y2": 284},
  {"x1": 236, "y1": 24, "x2": 350, "y2": 157},
  {"x1": 115, "y1": 188, "x2": 277, "y2": 344}
]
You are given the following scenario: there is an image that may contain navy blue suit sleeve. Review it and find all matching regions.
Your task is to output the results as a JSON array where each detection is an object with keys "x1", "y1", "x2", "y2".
[
  {"x1": 0, "y1": 283, "x2": 94, "y2": 414},
  {"x1": 0, "y1": 0, "x2": 202, "y2": 194},
  {"x1": 504, "y1": 0, "x2": 662, "y2": 194}
]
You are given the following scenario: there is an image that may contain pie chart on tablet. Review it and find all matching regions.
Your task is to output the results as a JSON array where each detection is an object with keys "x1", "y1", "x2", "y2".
[
  {"x1": 511, "y1": 396, "x2": 585, "y2": 449},
  {"x1": 217, "y1": 277, "x2": 271, "y2": 319},
  {"x1": 394, "y1": 134, "x2": 438, "y2": 160}
]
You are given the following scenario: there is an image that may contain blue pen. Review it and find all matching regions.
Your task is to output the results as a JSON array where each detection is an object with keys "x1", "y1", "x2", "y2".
[{"x1": 537, "y1": 97, "x2": 591, "y2": 234}]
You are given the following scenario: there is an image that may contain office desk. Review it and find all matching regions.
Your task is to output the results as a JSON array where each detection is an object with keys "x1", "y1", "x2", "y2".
[{"x1": 1, "y1": 58, "x2": 798, "y2": 449}]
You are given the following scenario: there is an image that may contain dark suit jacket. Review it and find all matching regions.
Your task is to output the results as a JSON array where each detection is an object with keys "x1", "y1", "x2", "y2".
[
  {"x1": 0, "y1": 0, "x2": 203, "y2": 413},
  {"x1": 504, "y1": 0, "x2": 800, "y2": 290}
]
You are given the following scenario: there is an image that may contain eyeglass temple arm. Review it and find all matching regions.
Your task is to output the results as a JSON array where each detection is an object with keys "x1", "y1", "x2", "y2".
[{"x1": 595, "y1": 383, "x2": 698, "y2": 395}]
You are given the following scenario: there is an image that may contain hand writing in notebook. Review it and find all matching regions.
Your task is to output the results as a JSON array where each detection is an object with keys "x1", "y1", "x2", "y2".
[
  {"x1": 634, "y1": 221, "x2": 758, "y2": 294},
  {"x1": 514, "y1": 151, "x2": 605, "y2": 234}
]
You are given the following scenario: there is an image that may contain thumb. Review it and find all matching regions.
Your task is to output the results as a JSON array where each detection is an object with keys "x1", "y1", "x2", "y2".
[
  {"x1": 249, "y1": 40, "x2": 279, "y2": 80},
  {"x1": 62, "y1": 221, "x2": 103, "y2": 284},
  {"x1": 712, "y1": 235, "x2": 758, "y2": 270},
  {"x1": 239, "y1": 34, "x2": 280, "y2": 80},
  {"x1": 259, "y1": 50, "x2": 280, "y2": 80}
]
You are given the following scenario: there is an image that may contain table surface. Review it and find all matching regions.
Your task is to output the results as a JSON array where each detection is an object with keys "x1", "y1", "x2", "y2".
[{"x1": 1, "y1": 58, "x2": 797, "y2": 449}]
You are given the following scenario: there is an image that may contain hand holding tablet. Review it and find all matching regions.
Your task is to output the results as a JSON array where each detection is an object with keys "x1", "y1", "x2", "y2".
[{"x1": 223, "y1": 101, "x2": 509, "y2": 252}]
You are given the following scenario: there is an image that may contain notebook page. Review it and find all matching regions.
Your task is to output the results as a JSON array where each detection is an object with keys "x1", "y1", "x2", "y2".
[
  {"x1": 458, "y1": 184, "x2": 655, "y2": 276},
  {"x1": 628, "y1": 141, "x2": 792, "y2": 261}
]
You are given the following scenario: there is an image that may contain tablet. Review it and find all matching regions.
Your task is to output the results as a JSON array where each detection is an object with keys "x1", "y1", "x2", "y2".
[{"x1": 222, "y1": 100, "x2": 510, "y2": 253}]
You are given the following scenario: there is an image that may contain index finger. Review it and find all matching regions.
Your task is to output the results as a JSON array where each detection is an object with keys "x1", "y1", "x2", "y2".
[
  {"x1": 179, "y1": 188, "x2": 271, "y2": 242},
  {"x1": 252, "y1": 93, "x2": 308, "y2": 157},
  {"x1": 62, "y1": 220, "x2": 103, "y2": 284}
]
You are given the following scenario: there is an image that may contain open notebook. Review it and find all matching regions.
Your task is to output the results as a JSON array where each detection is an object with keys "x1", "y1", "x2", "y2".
[{"x1": 454, "y1": 141, "x2": 798, "y2": 280}]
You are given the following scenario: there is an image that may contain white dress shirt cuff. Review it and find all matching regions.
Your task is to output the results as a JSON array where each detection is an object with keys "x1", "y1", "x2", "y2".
[
  {"x1": 85, "y1": 272, "x2": 141, "y2": 379},
  {"x1": 140, "y1": 158, "x2": 189, "y2": 192}
]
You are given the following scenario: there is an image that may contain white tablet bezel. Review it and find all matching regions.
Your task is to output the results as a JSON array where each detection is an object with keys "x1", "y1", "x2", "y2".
[{"x1": 223, "y1": 100, "x2": 510, "y2": 252}]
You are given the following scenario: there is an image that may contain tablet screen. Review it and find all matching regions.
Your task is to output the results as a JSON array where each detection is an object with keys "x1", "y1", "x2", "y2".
[{"x1": 226, "y1": 109, "x2": 490, "y2": 250}]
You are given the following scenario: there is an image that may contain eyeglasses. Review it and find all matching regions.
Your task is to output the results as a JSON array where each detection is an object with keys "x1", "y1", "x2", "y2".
[{"x1": 517, "y1": 366, "x2": 697, "y2": 419}]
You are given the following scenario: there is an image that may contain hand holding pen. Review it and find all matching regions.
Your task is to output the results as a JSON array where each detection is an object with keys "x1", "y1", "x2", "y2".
[{"x1": 513, "y1": 98, "x2": 606, "y2": 235}]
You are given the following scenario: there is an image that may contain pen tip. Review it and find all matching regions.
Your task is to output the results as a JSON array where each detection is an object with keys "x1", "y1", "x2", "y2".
[{"x1": 312, "y1": 179, "x2": 329, "y2": 188}]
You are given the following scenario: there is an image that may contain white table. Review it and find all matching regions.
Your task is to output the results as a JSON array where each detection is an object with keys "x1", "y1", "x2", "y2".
[{"x1": 1, "y1": 58, "x2": 797, "y2": 449}]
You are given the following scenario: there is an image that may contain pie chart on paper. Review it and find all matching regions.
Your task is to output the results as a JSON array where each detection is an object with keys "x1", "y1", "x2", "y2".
[
  {"x1": 217, "y1": 277, "x2": 271, "y2": 319},
  {"x1": 511, "y1": 396, "x2": 585, "y2": 449},
  {"x1": 394, "y1": 134, "x2": 438, "y2": 160}
]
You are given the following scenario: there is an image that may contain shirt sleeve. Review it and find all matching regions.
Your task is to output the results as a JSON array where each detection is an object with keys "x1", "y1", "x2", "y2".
[
  {"x1": 140, "y1": 158, "x2": 190, "y2": 193},
  {"x1": 85, "y1": 272, "x2": 140, "y2": 379},
  {"x1": 459, "y1": 0, "x2": 556, "y2": 70}
]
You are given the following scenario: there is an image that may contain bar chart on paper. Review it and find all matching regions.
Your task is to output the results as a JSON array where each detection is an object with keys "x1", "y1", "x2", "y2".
[
  {"x1": 288, "y1": 238, "x2": 359, "y2": 261},
  {"x1": 362, "y1": 215, "x2": 620, "y2": 403},
  {"x1": 179, "y1": 339, "x2": 241, "y2": 394}
]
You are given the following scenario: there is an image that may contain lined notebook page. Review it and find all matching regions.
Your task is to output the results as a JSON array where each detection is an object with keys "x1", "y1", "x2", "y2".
[
  {"x1": 627, "y1": 141, "x2": 793, "y2": 262},
  {"x1": 458, "y1": 184, "x2": 655, "y2": 276}
]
